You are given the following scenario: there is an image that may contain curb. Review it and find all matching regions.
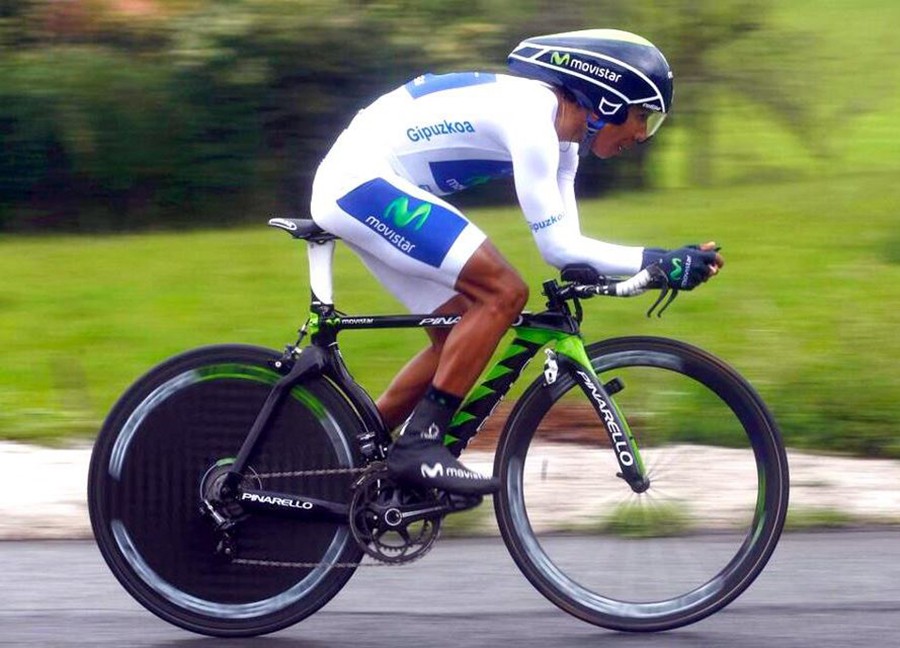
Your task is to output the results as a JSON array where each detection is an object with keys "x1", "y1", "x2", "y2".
[{"x1": 2, "y1": 441, "x2": 899, "y2": 540}]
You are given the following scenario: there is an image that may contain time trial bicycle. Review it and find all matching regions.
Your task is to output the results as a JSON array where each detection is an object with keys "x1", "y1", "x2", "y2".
[{"x1": 88, "y1": 217, "x2": 789, "y2": 636}]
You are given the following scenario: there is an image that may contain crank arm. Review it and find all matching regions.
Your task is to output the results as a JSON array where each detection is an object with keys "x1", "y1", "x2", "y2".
[{"x1": 378, "y1": 493, "x2": 483, "y2": 527}]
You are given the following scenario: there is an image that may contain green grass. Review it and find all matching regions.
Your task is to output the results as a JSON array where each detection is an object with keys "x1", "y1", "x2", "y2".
[
  {"x1": 2, "y1": 172, "x2": 899, "y2": 455},
  {"x1": 785, "y1": 508, "x2": 876, "y2": 531},
  {"x1": 652, "y1": 0, "x2": 900, "y2": 188},
  {"x1": 598, "y1": 502, "x2": 693, "y2": 538},
  {"x1": 439, "y1": 502, "x2": 497, "y2": 537}
]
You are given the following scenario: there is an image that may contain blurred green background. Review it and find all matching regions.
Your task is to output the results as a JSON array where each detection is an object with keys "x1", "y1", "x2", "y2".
[{"x1": 1, "y1": 0, "x2": 898, "y2": 457}]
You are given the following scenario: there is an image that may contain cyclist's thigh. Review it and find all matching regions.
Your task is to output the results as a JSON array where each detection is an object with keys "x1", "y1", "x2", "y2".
[
  {"x1": 312, "y1": 161, "x2": 486, "y2": 311},
  {"x1": 348, "y1": 243, "x2": 458, "y2": 314}
]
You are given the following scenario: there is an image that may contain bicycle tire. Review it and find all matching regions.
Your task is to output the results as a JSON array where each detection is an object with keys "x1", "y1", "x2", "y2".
[
  {"x1": 493, "y1": 336, "x2": 789, "y2": 632},
  {"x1": 88, "y1": 344, "x2": 365, "y2": 637}
]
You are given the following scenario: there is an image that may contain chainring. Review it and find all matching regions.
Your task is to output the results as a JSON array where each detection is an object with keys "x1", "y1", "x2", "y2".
[{"x1": 349, "y1": 466, "x2": 443, "y2": 564}]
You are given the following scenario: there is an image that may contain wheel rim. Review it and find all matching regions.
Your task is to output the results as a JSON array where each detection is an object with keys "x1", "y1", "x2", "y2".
[{"x1": 500, "y1": 345, "x2": 786, "y2": 627}]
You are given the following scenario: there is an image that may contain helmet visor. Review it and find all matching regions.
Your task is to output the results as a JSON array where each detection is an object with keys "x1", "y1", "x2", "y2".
[{"x1": 646, "y1": 110, "x2": 667, "y2": 138}]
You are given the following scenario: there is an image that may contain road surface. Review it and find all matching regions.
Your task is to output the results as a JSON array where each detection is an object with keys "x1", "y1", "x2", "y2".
[{"x1": 1, "y1": 530, "x2": 898, "y2": 647}]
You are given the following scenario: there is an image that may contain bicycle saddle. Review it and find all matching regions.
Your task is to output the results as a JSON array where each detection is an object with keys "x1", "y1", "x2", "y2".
[{"x1": 268, "y1": 217, "x2": 338, "y2": 242}]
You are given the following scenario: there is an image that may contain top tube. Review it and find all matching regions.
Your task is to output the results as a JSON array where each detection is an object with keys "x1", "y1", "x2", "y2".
[{"x1": 315, "y1": 310, "x2": 579, "y2": 335}]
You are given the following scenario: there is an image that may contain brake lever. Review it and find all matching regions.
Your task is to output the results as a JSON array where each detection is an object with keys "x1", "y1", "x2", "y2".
[
  {"x1": 645, "y1": 271, "x2": 679, "y2": 318},
  {"x1": 652, "y1": 287, "x2": 679, "y2": 317}
]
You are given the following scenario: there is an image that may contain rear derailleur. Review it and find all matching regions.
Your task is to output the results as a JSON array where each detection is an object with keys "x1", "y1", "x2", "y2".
[{"x1": 198, "y1": 460, "x2": 261, "y2": 560}]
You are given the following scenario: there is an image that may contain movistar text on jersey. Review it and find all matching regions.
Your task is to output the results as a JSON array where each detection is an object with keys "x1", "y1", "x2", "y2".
[
  {"x1": 407, "y1": 120, "x2": 476, "y2": 142},
  {"x1": 365, "y1": 215, "x2": 417, "y2": 253}
]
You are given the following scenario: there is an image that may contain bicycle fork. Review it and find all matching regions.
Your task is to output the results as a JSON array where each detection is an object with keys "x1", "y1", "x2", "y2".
[{"x1": 548, "y1": 338, "x2": 650, "y2": 493}]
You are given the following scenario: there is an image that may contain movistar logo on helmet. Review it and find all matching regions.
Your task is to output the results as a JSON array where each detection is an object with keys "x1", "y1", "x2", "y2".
[
  {"x1": 383, "y1": 197, "x2": 431, "y2": 230},
  {"x1": 550, "y1": 51, "x2": 570, "y2": 66},
  {"x1": 549, "y1": 50, "x2": 622, "y2": 84}
]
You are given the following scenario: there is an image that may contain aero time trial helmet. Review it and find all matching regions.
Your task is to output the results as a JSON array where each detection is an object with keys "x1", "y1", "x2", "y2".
[{"x1": 508, "y1": 29, "x2": 674, "y2": 139}]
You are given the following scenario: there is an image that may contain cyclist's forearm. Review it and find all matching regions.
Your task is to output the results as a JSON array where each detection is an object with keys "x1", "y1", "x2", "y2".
[{"x1": 532, "y1": 223, "x2": 644, "y2": 276}]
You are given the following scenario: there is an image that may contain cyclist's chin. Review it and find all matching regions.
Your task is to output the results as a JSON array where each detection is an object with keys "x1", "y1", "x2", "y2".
[{"x1": 590, "y1": 140, "x2": 623, "y2": 159}]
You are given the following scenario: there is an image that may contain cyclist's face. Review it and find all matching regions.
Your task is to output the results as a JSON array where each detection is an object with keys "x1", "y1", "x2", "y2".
[{"x1": 590, "y1": 106, "x2": 653, "y2": 159}]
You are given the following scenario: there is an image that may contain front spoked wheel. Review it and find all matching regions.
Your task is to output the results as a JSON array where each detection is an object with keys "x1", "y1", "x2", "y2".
[
  {"x1": 494, "y1": 336, "x2": 789, "y2": 632},
  {"x1": 88, "y1": 345, "x2": 365, "y2": 637}
]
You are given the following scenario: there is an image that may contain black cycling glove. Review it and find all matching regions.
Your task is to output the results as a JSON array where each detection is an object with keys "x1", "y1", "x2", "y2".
[{"x1": 641, "y1": 245, "x2": 719, "y2": 291}]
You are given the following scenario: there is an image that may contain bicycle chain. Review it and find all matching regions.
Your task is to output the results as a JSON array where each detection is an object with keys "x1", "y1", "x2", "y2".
[
  {"x1": 232, "y1": 555, "x2": 419, "y2": 569},
  {"x1": 253, "y1": 467, "x2": 366, "y2": 479},
  {"x1": 231, "y1": 464, "x2": 434, "y2": 569}
]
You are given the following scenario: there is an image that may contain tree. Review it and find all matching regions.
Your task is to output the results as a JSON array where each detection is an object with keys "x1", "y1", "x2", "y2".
[{"x1": 626, "y1": 0, "x2": 823, "y2": 185}]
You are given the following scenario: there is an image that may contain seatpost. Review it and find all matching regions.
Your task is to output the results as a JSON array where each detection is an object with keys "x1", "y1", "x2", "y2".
[{"x1": 307, "y1": 239, "x2": 336, "y2": 307}]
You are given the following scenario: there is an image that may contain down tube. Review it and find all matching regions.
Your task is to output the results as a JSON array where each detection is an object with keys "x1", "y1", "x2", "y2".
[{"x1": 443, "y1": 330, "x2": 546, "y2": 457}]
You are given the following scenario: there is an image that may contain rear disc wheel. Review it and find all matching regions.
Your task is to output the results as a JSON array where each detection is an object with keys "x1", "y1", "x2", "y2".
[{"x1": 88, "y1": 344, "x2": 365, "y2": 637}]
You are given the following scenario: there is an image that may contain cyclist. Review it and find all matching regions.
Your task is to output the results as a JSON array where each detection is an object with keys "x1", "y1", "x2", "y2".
[{"x1": 310, "y1": 29, "x2": 724, "y2": 496}]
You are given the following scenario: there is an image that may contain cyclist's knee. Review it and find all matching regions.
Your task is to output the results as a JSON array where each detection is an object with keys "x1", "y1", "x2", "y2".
[
  {"x1": 502, "y1": 274, "x2": 529, "y2": 316},
  {"x1": 485, "y1": 270, "x2": 528, "y2": 322},
  {"x1": 456, "y1": 241, "x2": 528, "y2": 316}
]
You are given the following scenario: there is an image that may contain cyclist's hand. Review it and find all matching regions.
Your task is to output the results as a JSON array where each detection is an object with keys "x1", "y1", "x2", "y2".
[
  {"x1": 692, "y1": 241, "x2": 724, "y2": 275},
  {"x1": 643, "y1": 242, "x2": 724, "y2": 290}
]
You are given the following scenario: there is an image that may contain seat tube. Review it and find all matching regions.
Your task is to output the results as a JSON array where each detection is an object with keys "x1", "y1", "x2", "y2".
[{"x1": 307, "y1": 239, "x2": 335, "y2": 305}]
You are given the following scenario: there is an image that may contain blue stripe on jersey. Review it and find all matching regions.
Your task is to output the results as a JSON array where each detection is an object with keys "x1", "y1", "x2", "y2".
[
  {"x1": 337, "y1": 178, "x2": 468, "y2": 268},
  {"x1": 405, "y1": 72, "x2": 497, "y2": 99},
  {"x1": 429, "y1": 159, "x2": 514, "y2": 193}
]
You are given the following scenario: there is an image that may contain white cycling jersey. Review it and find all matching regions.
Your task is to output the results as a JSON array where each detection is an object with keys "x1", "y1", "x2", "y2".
[{"x1": 311, "y1": 72, "x2": 645, "y2": 313}]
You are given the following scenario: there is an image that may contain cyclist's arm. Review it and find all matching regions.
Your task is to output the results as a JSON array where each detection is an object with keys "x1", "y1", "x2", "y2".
[{"x1": 509, "y1": 123, "x2": 645, "y2": 277}]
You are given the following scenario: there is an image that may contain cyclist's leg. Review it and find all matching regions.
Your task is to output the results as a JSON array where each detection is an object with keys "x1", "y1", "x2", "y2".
[
  {"x1": 312, "y1": 171, "x2": 525, "y2": 494},
  {"x1": 337, "y1": 223, "x2": 528, "y2": 406},
  {"x1": 375, "y1": 292, "x2": 472, "y2": 430},
  {"x1": 433, "y1": 239, "x2": 528, "y2": 394},
  {"x1": 366, "y1": 244, "x2": 529, "y2": 431},
  {"x1": 344, "y1": 233, "x2": 530, "y2": 431},
  {"x1": 385, "y1": 240, "x2": 527, "y2": 494}
]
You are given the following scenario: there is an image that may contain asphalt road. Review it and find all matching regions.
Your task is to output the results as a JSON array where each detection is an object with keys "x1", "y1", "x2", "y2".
[{"x1": 2, "y1": 530, "x2": 899, "y2": 647}]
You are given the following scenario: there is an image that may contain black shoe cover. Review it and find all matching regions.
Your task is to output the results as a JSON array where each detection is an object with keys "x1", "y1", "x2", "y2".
[{"x1": 387, "y1": 428, "x2": 499, "y2": 496}]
